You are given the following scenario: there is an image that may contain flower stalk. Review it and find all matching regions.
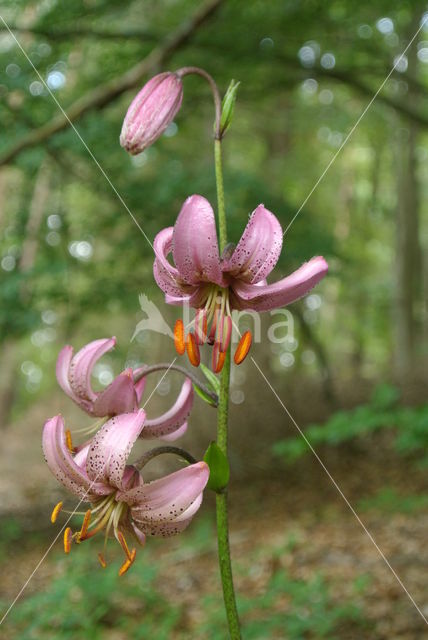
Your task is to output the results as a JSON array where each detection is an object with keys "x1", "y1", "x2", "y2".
[{"x1": 213, "y1": 113, "x2": 242, "y2": 638}]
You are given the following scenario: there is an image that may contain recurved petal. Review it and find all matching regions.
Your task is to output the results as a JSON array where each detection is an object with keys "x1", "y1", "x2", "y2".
[
  {"x1": 172, "y1": 195, "x2": 225, "y2": 286},
  {"x1": 86, "y1": 410, "x2": 146, "y2": 490},
  {"x1": 223, "y1": 205, "x2": 283, "y2": 283},
  {"x1": 140, "y1": 378, "x2": 193, "y2": 440},
  {"x1": 56, "y1": 345, "x2": 77, "y2": 400},
  {"x1": 153, "y1": 227, "x2": 185, "y2": 298},
  {"x1": 118, "y1": 461, "x2": 209, "y2": 516},
  {"x1": 42, "y1": 416, "x2": 109, "y2": 500},
  {"x1": 230, "y1": 256, "x2": 328, "y2": 312},
  {"x1": 69, "y1": 338, "x2": 116, "y2": 403},
  {"x1": 92, "y1": 369, "x2": 138, "y2": 417}
]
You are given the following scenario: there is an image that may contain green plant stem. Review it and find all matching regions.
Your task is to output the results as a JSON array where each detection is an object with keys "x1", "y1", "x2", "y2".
[{"x1": 214, "y1": 135, "x2": 241, "y2": 639}]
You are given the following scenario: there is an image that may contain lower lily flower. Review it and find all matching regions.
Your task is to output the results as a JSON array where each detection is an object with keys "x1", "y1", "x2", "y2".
[
  {"x1": 43, "y1": 410, "x2": 209, "y2": 575},
  {"x1": 153, "y1": 195, "x2": 328, "y2": 371},
  {"x1": 56, "y1": 337, "x2": 194, "y2": 441}
]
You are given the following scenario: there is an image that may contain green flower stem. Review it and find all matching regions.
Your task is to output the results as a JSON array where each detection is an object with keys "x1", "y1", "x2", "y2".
[
  {"x1": 215, "y1": 138, "x2": 227, "y2": 252},
  {"x1": 214, "y1": 134, "x2": 241, "y2": 639}
]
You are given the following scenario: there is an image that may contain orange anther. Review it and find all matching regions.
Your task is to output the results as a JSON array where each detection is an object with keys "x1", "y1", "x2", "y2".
[
  {"x1": 63, "y1": 527, "x2": 73, "y2": 554},
  {"x1": 173, "y1": 319, "x2": 185, "y2": 355},
  {"x1": 212, "y1": 344, "x2": 226, "y2": 374},
  {"x1": 50, "y1": 501, "x2": 63, "y2": 524},
  {"x1": 65, "y1": 429, "x2": 74, "y2": 453},
  {"x1": 78, "y1": 510, "x2": 92, "y2": 541},
  {"x1": 186, "y1": 332, "x2": 200, "y2": 367},
  {"x1": 98, "y1": 552, "x2": 107, "y2": 568},
  {"x1": 234, "y1": 331, "x2": 252, "y2": 365},
  {"x1": 118, "y1": 548, "x2": 136, "y2": 576}
]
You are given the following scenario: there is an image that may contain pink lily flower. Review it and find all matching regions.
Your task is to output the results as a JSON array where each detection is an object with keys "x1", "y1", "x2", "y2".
[
  {"x1": 43, "y1": 410, "x2": 209, "y2": 575},
  {"x1": 56, "y1": 337, "x2": 193, "y2": 441},
  {"x1": 153, "y1": 195, "x2": 328, "y2": 370},
  {"x1": 120, "y1": 71, "x2": 183, "y2": 155}
]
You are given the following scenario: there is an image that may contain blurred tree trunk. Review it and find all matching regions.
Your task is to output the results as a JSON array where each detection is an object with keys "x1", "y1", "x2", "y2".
[
  {"x1": 0, "y1": 160, "x2": 51, "y2": 428},
  {"x1": 294, "y1": 305, "x2": 336, "y2": 406},
  {"x1": 394, "y1": 18, "x2": 422, "y2": 378}
]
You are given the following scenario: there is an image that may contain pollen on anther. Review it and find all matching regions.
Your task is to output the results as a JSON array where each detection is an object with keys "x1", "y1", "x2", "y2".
[
  {"x1": 186, "y1": 332, "x2": 200, "y2": 367},
  {"x1": 50, "y1": 501, "x2": 63, "y2": 524},
  {"x1": 234, "y1": 330, "x2": 252, "y2": 365},
  {"x1": 64, "y1": 527, "x2": 73, "y2": 554},
  {"x1": 117, "y1": 531, "x2": 132, "y2": 561},
  {"x1": 79, "y1": 510, "x2": 92, "y2": 540},
  {"x1": 212, "y1": 344, "x2": 226, "y2": 373},
  {"x1": 65, "y1": 429, "x2": 74, "y2": 453},
  {"x1": 173, "y1": 319, "x2": 185, "y2": 355},
  {"x1": 118, "y1": 549, "x2": 136, "y2": 577}
]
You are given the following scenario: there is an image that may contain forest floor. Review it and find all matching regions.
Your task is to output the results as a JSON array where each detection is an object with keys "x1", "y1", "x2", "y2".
[{"x1": 0, "y1": 422, "x2": 427, "y2": 639}]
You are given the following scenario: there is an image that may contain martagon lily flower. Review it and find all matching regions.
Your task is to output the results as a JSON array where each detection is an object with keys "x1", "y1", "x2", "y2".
[
  {"x1": 56, "y1": 337, "x2": 193, "y2": 442},
  {"x1": 153, "y1": 195, "x2": 328, "y2": 371},
  {"x1": 43, "y1": 410, "x2": 209, "y2": 575}
]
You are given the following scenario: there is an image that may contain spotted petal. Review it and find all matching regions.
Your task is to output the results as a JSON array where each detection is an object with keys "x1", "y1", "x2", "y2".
[
  {"x1": 223, "y1": 204, "x2": 283, "y2": 284},
  {"x1": 131, "y1": 493, "x2": 203, "y2": 537},
  {"x1": 118, "y1": 461, "x2": 209, "y2": 516},
  {"x1": 172, "y1": 195, "x2": 225, "y2": 286},
  {"x1": 230, "y1": 256, "x2": 328, "y2": 311},
  {"x1": 141, "y1": 378, "x2": 193, "y2": 440},
  {"x1": 86, "y1": 410, "x2": 146, "y2": 490},
  {"x1": 43, "y1": 415, "x2": 110, "y2": 500}
]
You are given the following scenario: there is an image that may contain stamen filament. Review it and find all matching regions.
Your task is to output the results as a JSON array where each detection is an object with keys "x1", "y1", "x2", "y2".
[
  {"x1": 117, "y1": 530, "x2": 133, "y2": 561},
  {"x1": 98, "y1": 552, "x2": 107, "y2": 568}
]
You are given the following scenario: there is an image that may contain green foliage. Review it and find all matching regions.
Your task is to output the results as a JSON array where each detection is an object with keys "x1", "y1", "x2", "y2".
[
  {"x1": 273, "y1": 384, "x2": 428, "y2": 464},
  {"x1": 203, "y1": 441, "x2": 230, "y2": 492},
  {"x1": 1, "y1": 531, "x2": 365, "y2": 640},
  {"x1": 358, "y1": 487, "x2": 428, "y2": 514},
  {"x1": 200, "y1": 570, "x2": 363, "y2": 639},
  {"x1": 3, "y1": 545, "x2": 181, "y2": 640}
]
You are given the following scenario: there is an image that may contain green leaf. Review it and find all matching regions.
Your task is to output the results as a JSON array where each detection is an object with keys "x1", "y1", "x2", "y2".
[
  {"x1": 219, "y1": 79, "x2": 240, "y2": 137},
  {"x1": 203, "y1": 442, "x2": 230, "y2": 492},
  {"x1": 200, "y1": 363, "x2": 221, "y2": 395},
  {"x1": 193, "y1": 383, "x2": 218, "y2": 407}
]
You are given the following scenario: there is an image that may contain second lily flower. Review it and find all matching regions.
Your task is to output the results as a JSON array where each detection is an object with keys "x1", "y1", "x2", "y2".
[{"x1": 153, "y1": 195, "x2": 328, "y2": 372}]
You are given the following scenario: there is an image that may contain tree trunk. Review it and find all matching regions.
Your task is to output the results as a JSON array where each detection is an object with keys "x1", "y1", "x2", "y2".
[{"x1": 394, "y1": 18, "x2": 422, "y2": 378}]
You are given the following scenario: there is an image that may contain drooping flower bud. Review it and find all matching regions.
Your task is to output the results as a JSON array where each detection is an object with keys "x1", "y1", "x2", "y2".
[{"x1": 120, "y1": 72, "x2": 183, "y2": 155}]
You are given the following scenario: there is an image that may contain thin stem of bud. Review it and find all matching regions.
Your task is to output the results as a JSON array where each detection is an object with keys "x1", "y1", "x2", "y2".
[{"x1": 176, "y1": 66, "x2": 222, "y2": 139}]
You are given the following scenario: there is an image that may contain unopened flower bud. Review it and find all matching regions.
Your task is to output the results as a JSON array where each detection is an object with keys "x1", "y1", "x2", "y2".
[
  {"x1": 120, "y1": 72, "x2": 183, "y2": 155},
  {"x1": 219, "y1": 79, "x2": 240, "y2": 138}
]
